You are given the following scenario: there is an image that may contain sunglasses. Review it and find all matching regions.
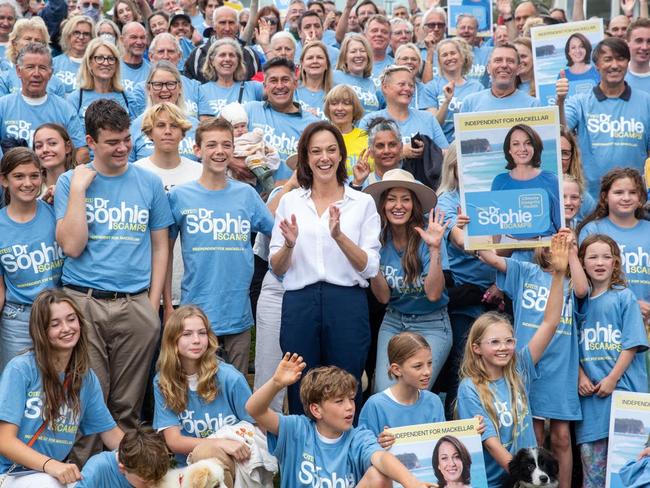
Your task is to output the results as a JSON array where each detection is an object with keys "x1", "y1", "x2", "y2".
[
  {"x1": 424, "y1": 21, "x2": 445, "y2": 30},
  {"x1": 262, "y1": 16, "x2": 278, "y2": 25}
]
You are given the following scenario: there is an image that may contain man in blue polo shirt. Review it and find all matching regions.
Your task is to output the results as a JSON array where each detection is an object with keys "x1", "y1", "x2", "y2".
[
  {"x1": 244, "y1": 57, "x2": 319, "y2": 182},
  {"x1": 557, "y1": 36, "x2": 650, "y2": 197}
]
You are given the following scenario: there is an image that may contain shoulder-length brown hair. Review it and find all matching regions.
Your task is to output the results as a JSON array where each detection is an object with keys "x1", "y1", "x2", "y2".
[
  {"x1": 503, "y1": 123, "x2": 543, "y2": 170},
  {"x1": 33, "y1": 123, "x2": 77, "y2": 174},
  {"x1": 296, "y1": 121, "x2": 348, "y2": 189},
  {"x1": 578, "y1": 234, "x2": 627, "y2": 289},
  {"x1": 432, "y1": 435, "x2": 472, "y2": 487},
  {"x1": 299, "y1": 40, "x2": 333, "y2": 93}
]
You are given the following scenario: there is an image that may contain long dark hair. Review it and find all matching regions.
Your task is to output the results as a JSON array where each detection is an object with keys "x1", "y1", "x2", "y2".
[
  {"x1": 33, "y1": 123, "x2": 77, "y2": 175},
  {"x1": 503, "y1": 124, "x2": 543, "y2": 170}
]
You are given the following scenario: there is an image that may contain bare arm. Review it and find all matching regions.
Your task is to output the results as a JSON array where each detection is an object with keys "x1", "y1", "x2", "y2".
[
  {"x1": 370, "y1": 271, "x2": 391, "y2": 304},
  {"x1": 335, "y1": 0, "x2": 357, "y2": 45},
  {"x1": 149, "y1": 228, "x2": 169, "y2": 311},
  {"x1": 572, "y1": 0, "x2": 585, "y2": 20},
  {"x1": 416, "y1": 209, "x2": 449, "y2": 302},
  {"x1": 477, "y1": 250, "x2": 507, "y2": 273},
  {"x1": 483, "y1": 436, "x2": 513, "y2": 470},
  {"x1": 329, "y1": 205, "x2": 369, "y2": 273},
  {"x1": 100, "y1": 426, "x2": 124, "y2": 451},
  {"x1": 55, "y1": 165, "x2": 95, "y2": 258},
  {"x1": 370, "y1": 450, "x2": 433, "y2": 488},
  {"x1": 241, "y1": 0, "x2": 260, "y2": 44},
  {"x1": 135, "y1": 0, "x2": 152, "y2": 21},
  {"x1": 162, "y1": 237, "x2": 176, "y2": 324}
]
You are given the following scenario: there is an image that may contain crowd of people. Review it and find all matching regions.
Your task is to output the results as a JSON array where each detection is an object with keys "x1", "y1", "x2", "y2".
[{"x1": 0, "y1": 0, "x2": 649, "y2": 486}]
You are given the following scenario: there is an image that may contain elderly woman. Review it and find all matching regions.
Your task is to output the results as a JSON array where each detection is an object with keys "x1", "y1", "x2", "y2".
[
  {"x1": 53, "y1": 16, "x2": 94, "y2": 93},
  {"x1": 333, "y1": 33, "x2": 379, "y2": 114},
  {"x1": 129, "y1": 61, "x2": 199, "y2": 162},
  {"x1": 352, "y1": 117, "x2": 402, "y2": 188},
  {"x1": 269, "y1": 120, "x2": 381, "y2": 415},
  {"x1": 361, "y1": 65, "x2": 448, "y2": 159},
  {"x1": 197, "y1": 38, "x2": 262, "y2": 119},
  {"x1": 0, "y1": 0, "x2": 20, "y2": 59},
  {"x1": 392, "y1": 42, "x2": 436, "y2": 110},
  {"x1": 67, "y1": 38, "x2": 136, "y2": 128},
  {"x1": 296, "y1": 40, "x2": 332, "y2": 119},
  {"x1": 268, "y1": 31, "x2": 296, "y2": 61},
  {"x1": 94, "y1": 18, "x2": 121, "y2": 46},
  {"x1": 0, "y1": 17, "x2": 66, "y2": 96}
]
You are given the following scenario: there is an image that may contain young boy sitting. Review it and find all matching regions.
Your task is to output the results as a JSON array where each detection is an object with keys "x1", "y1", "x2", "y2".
[{"x1": 246, "y1": 353, "x2": 435, "y2": 488}]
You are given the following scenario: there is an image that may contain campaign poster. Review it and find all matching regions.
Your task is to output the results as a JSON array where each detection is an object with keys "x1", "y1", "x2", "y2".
[
  {"x1": 454, "y1": 106, "x2": 564, "y2": 251},
  {"x1": 531, "y1": 19, "x2": 604, "y2": 106},
  {"x1": 448, "y1": 0, "x2": 493, "y2": 37},
  {"x1": 388, "y1": 419, "x2": 488, "y2": 488},
  {"x1": 606, "y1": 391, "x2": 650, "y2": 488}
]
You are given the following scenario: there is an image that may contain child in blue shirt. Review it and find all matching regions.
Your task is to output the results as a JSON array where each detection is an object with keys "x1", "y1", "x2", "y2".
[
  {"x1": 456, "y1": 233, "x2": 569, "y2": 488},
  {"x1": 247, "y1": 355, "x2": 434, "y2": 488},
  {"x1": 575, "y1": 233, "x2": 649, "y2": 488}
]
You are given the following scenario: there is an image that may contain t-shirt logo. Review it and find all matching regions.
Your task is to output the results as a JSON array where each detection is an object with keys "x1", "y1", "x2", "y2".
[
  {"x1": 0, "y1": 242, "x2": 64, "y2": 275},
  {"x1": 256, "y1": 124, "x2": 299, "y2": 158},
  {"x1": 586, "y1": 113, "x2": 644, "y2": 140},
  {"x1": 382, "y1": 264, "x2": 424, "y2": 295},
  {"x1": 55, "y1": 71, "x2": 78, "y2": 90},
  {"x1": 24, "y1": 392, "x2": 80, "y2": 432},
  {"x1": 5, "y1": 119, "x2": 34, "y2": 144},
  {"x1": 619, "y1": 244, "x2": 650, "y2": 275},
  {"x1": 179, "y1": 409, "x2": 238, "y2": 437},
  {"x1": 299, "y1": 452, "x2": 356, "y2": 487},
  {"x1": 579, "y1": 321, "x2": 622, "y2": 353},
  {"x1": 185, "y1": 208, "x2": 251, "y2": 241},
  {"x1": 85, "y1": 197, "x2": 149, "y2": 233}
]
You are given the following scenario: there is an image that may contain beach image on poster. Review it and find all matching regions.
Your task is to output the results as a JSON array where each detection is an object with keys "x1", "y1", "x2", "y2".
[
  {"x1": 388, "y1": 419, "x2": 488, "y2": 488},
  {"x1": 447, "y1": 0, "x2": 493, "y2": 37},
  {"x1": 454, "y1": 106, "x2": 564, "y2": 251},
  {"x1": 531, "y1": 19, "x2": 604, "y2": 106}
]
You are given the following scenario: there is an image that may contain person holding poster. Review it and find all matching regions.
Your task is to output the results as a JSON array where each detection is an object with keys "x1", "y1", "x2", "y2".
[
  {"x1": 456, "y1": 233, "x2": 569, "y2": 488},
  {"x1": 558, "y1": 33, "x2": 599, "y2": 94},
  {"x1": 432, "y1": 435, "x2": 473, "y2": 488}
]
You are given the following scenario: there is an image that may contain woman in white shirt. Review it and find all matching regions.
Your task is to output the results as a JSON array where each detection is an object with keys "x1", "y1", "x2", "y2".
[{"x1": 269, "y1": 120, "x2": 381, "y2": 415}]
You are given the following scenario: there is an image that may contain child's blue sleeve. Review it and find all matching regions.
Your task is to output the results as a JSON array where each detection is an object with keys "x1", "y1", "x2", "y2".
[
  {"x1": 621, "y1": 292, "x2": 650, "y2": 352},
  {"x1": 79, "y1": 371, "x2": 116, "y2": 435},
  {"x1": 0, "y1": 361, "x2": 29, "y2": 426},
  {"x1": 456, "y1": 380, "x2": 497, "y2": 442},
  {"x1": 223, "y1": 367, "x2": 255, "y2": 424},
  {"x1": 77, "y1": 451, "x2": 130, "y2": 488},
  {"x1": 267, "y1": 414, "x2": 305, "y2": 462},
  {"x1": 496, "y1": 257, "x2": 523, "y2": 299},
  {"x1": 153, "y1": 380, "x2": 180, "y2": 431},
  {"x1": 358, "y1": 396, "x2": 382, "y2": 436},
  {"x1": 349, "y1": 427, "x2": 383, "y2": 474}
]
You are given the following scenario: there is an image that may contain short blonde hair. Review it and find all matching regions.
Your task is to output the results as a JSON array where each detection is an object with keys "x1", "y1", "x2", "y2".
[
  {"x1": 436, "y1": 38, "x2": 473, "y2": 77},
  {"x1": 141, "y1": 102, "x2": 192, "y2": 137},
  {"x1": 336, "y1": 33, "x2": 373, "y2": 79},
  {"x1": 300, "y1": 366, "x2": 357, "y2": 421},
  {"x1": 324, "y1": 84, "x2": 364, "y2": 124},
  {"x1": 7, "y1": 17, "x2": 49, "y2": 63},
  {"x1": 395, "y1": 42, "x2": 422, "y2": 72},
  {"x1": 202, "y1": 37, "x2": 247, "y2": 82},
  {"x1": 78, "y1": 38, "x2": 123, "y2": 91},
  {"x1": 60, "y1": 16, "x2": 95, "y2": 55}
]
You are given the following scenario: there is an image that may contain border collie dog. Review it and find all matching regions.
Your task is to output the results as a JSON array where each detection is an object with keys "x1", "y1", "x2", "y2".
[{"x1": 504, "y1": 447, "x2": 559, "y2": 488}]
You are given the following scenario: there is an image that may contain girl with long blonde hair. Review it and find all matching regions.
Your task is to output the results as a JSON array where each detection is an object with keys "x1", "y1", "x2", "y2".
[
  {"x1": 154, "y1": 306, "x2": 255, "y2": 477},
  {"x1": 456, "y1": 234, "x2": 569, "y2": 488}
]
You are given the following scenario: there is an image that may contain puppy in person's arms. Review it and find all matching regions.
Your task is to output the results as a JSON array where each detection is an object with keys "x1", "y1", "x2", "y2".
[
  {"x1": 157, "y1": 458, "x2": 226, "y2": 488},
  {"x1": 504, "y1": 447, "x2": 559, "y2": 488}
]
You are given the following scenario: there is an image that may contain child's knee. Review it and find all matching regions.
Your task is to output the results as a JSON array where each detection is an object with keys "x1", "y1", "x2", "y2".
[
  {"x1": 360, "y1": 466, "x2": 392, "y2": 488},
  {"x1": 550, "y1": 422, "x2": 571, "y2": 451}
]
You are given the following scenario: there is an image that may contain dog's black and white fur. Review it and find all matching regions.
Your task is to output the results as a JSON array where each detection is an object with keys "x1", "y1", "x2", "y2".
[{"x1": 504, "y1": 447, "x2": 559, "y2": 488}]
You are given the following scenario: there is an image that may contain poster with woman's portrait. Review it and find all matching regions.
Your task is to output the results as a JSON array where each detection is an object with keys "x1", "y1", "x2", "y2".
[
  {"x1": 606, "y1": 391, "x2": 650, "y2": 488},
  {"x1": 531, "y1": 19, "x2": 604, "y2": 106},
  {"x1": 454, "y1": 106, "x2": 564, "y2": 251},
  {"x1": 448, "y1": 0, "x2": 493, "y2": 37},
  {"x1": 387, "y1": 419, "x2": 488, "y2": 488}
]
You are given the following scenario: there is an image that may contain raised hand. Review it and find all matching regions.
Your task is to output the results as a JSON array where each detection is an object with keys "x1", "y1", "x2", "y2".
[
  {"x1": 443, "y1": 80, "x2": 456, "y2": 102},
  {"x1": 496, "y1": 0, "x2": 513, "y2": 17},
  {"x1": 70, "y1": 164, "x2": 96, "y2": 192},
  {"x1": 329, "y1": 204, "x2": 341, "y2": 238},
  {"x1": 279, "y1": 214, "x2": 299, "y2": 247},
  {"x1": 414, "y1": 209, "x2": 449, "y2": 249},
  {"x1": 556, "y1": 70, "x2": 569, "y2": 103},
  {"x1": 256, "y1": 18, "x2": 273, "y2": 45},
  {"x1": 549, "y1": 233, "x2": 569, "y2": 274},
  {"x1": 621, "y1": 0, "x2": 637, "y2": 17},
  {"x1": 352, "y1": 149, "x2": 371, "y2": 186},
  {"x1": 272, "y1": 352, "x2": 306, "y2": 388}
]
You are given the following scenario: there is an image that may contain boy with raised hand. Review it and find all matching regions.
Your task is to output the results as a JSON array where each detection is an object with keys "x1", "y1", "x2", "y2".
[{"x1": 246, "y1": 354, "x2": 435, "y2": 488}]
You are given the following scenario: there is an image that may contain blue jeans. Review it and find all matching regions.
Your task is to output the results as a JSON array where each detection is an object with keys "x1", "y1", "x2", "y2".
[
  {"x1": 373, "y1": 307, "x2": 452, "y2": 393},
  {"x1": 0, "y1": 302, "x2": 32, "y2": 371}
]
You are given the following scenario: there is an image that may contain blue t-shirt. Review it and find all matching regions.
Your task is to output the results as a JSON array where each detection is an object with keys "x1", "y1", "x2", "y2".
[
  {"x1": 579, "y1": 218, "x2": 650, "y2": 303},
  {"x1": 376, "y1": 80, "x2": 434, "y2": 111},
  {"x1": 371, "y1": 55, "x2": 394, "y2": 88},
  {"x1": 565, "y1": 85, "x2": 650, "y2": 197},
  {"x1": 0, "y1": 352, "x2": 116, "y2": 473},
  {"x1": 332, "y1": 71, "x2": 380, "y2": 114},
  {"x1": 197, "y1": 80, "x2": 263, "y2": 117},
  {"x1": 153, "y1": 363, "x2": 254, "y2": 465},
  {"x1": 295, "y1": 85, "x2": 327, "y2": 120},
  {"x1": 0, "y1": 93, "x2": 85, "y2": 148},
  {"x1": 0, "y1": 200, "x2": 63, "y2": 304},
  {"x1": 497, "y1": 258, "x2": 581, "y2": 420},
  {"x1": 52, "y1": 54, "x2": 81, "y2": 93},
  {"x1": 120, "y1": 59, "x2": 150, "y2": 93},
  {"x1": 128, "y1": 113, "x2": 199, "y2": 163},
  {"x1": 54, "y1": 164, "x2": 174, "y2": 293},
  {"x1": 456, "y1": 347, "x2": 538, "y2": 488},
  {"x1": 168, "y1": 179, "x2": 274, "y2": 335},
  {"x1": 244, "y1": 101, "x2": 319, "y2": 180},
  {"x1": 66, "y1": 89, "x2": 137, "y2": 128},
  {"x1": 490, "y1": 170, "x2": 562, "y2": 238},
  {"x1": 360, "y1": 108, "x2": 449, "y2": 148},
  {"x1": 461, "y1": 88, "x2": 541, "y2": 113},
  {"x1": 380, "y1": 238, "x2": 449, "y2": 314},
  {"x1": 130, "y1": 75, "x2": 200, "y2": 118},
  {"x1": 575, "y1": 287, "x2": 649, "y2": 444},
  {"x1": 561, "y1": 65, "x2": 600, "y2": 98},
  {"x1": 268, "y1": 414, "x2": 382, "y2": 488},
  {"x1": 426, "y1": 76, "x2": 484, "y2": 142},
  {"x1": 77, "y1": 451, "x2": 130, "y2": 488},
  {"x1": 358, "y1": 389, "x2": 445, "y2": 436},
  {"x1": 625, "y1": 70, "x2": 650, "y2": 95},
  {"x1": 0, "y1": 70, "x2": 67, "y2": 98},
  {"x1": 468, "y1": 45, "x2": 492, "y2": 86}
]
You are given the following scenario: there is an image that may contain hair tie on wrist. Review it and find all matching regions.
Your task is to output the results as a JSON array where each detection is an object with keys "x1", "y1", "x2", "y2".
[{"x1": 42, "y1": 458, "x2": 53, "y2": 472}]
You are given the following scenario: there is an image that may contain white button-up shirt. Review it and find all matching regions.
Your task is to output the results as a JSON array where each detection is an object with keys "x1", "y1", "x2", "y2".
[{"x1": 269, "y1": 185, "x2": 381, "y2": 291}]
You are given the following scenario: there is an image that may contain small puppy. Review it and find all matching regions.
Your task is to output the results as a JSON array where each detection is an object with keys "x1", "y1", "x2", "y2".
[
  {"x1": 504, "y1": 447, "x2": 559, "y2": 488},
  {"x1": 157, "y1": 458, "x2": 226, "y2": 488}
]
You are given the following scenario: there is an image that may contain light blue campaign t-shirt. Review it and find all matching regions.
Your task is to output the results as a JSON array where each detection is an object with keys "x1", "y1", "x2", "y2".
[
  {"x1": 461, "y1": 88, "x2": 541, "y2": 113},
  {"x1": 579, "y1": 218, "x2": 650, "y2": 303},
  {"x1": 77, "y1": 451, "x2": 130, "y2": 488},
  {"x1": 360, "y1": 108, "x2": 449, "y2": 148},
  {"x1": 295, "y1": 85, "x2": 327, "y2": 119},
  {"x1": 332, "y1": 71, "x2": 380, "y2": 114},
  {"x1": 0, "y1": 200, "x2": 63, "y2": 304},
  {"x1": 468, "y1": 45, "x2": 492, "y2": 86},
  {"x1": 0, "y1": 352, "x2": 116, "y2": 473},
  {"x1": 129, "y1": 113, "x2": 199, "y2": 163},
  {"x1": 268, "y1": 414, "x2": 382, "y2": 488},
  {"x1": 130, "y1": 76, "x2": 200, "y2": 118},
  {"x1": 0, "y1": 93, "x2": 85, "y2": 148},
  {"x1": 197, "y1": 80, "x2": 263, "y2": 117},
  {"x1": 0, "y1": 70, "x2": 67, "y2": 98},
  {"x1": 168, "y1": 179, "x2": 274, "y2": 335},
  {"x1": 625, "y1": 70, "x2": 650, "y2": 95},
  {"x1": 380, "y1": 238, "x2": 449, "y2": 314},
  {"x1": 575, "y1": 287, "x2": 649, "y2": 444},
  {"x1": 52, "y1": 54, "x2": 81, "y2": 93},
  {"x1": 426, "y1": 76, "x2": 484, "y2": 142},
  {"x1": 54, "y1": 164, "x2": 173, "y2": 293},
  {"x1": 565, "y1": 85, "x2": 650, "y2": 197},
  {"x1": 244, "y1": 101, "x2": 319, "y2": 180},
  {"x1": 359, "y1": 389, "x2": 445, "y2": 436},
  {"x1": 66, "y1": 89, "x2": 137, "y2": 128},
  {"x1": 371, "y1": 55, "x2": 394, "y2": 88},
  {"x1": 561, "y1": 65, "x2": 600, "y2": 98},
  {"x1": 497, "y1": 258, "x2": 581, "y2": 420},
  {"x1": 120, "y1": 59, "x2": 150, "y2": 93},
  {"x1": 457, "y1": 346, "x2": 538, "y2": 488},
  {"x1": 153, "y1": 363, "x2": 254, "y2": 465}
]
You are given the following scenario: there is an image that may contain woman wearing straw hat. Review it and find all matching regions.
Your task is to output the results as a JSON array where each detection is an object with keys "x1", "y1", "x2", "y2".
[{"x1": 364, "y1": 168, "x2": 452, "y2": 393}]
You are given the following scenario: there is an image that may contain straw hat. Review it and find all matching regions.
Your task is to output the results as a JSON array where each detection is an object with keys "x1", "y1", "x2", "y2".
[{"x1": 364, "y1": 169, "x2": 437, "y2": 212}]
